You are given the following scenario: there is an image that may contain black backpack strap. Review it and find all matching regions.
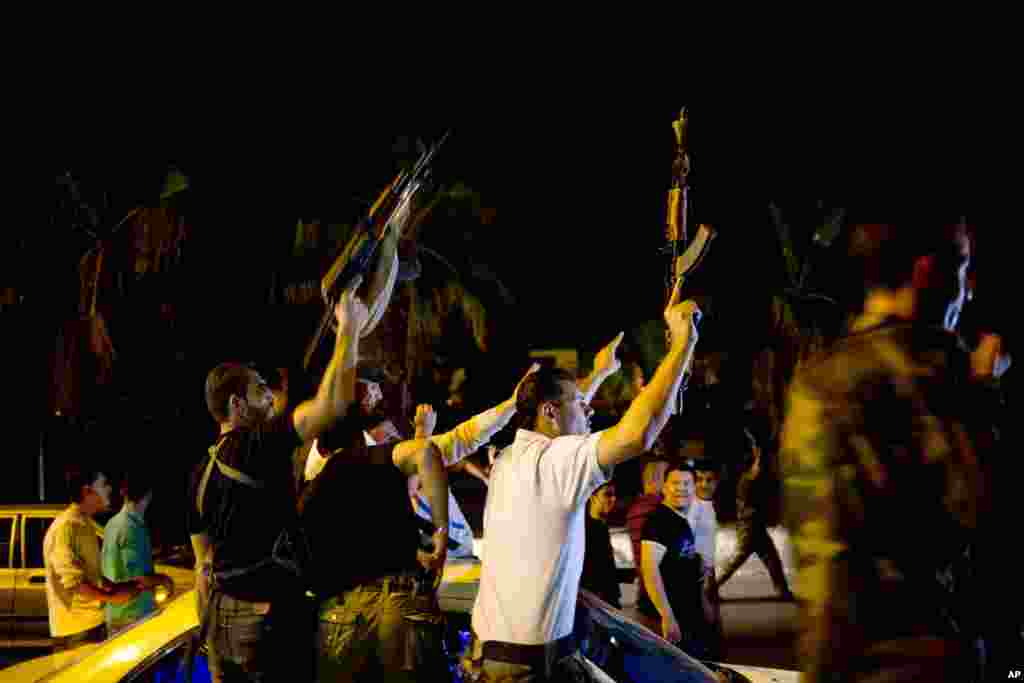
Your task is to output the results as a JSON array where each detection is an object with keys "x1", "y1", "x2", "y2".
[{"x1": 196, "y1": 434, "x2": 267, "y2": 517}]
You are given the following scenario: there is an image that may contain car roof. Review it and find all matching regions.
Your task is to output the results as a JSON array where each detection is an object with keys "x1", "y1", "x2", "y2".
[{"x1": 0, "y1": 504, "x2": 67, "y2": 512}]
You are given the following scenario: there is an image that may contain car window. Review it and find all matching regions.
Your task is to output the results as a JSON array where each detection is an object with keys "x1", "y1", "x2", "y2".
[
  {"x1": 124, "y1": 635, "x2": 212, "y2": 683},
  {"x1": 0, "y1": 516, "x2": 13, "y2": 568},
  {"x1": 23, "y1": 516, "x2": 54, "y2": 569}
]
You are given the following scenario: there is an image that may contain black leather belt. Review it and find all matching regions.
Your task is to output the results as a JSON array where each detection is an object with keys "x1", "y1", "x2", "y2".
[
  {"x1": 482, "y1": 634, "x2": 578, "y2": 667},
  {"x1": 359, "y1": 569, "x2": 436, "y2": 596}
]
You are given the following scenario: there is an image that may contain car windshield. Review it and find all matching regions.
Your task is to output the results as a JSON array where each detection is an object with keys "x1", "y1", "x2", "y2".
[{"x1": 577, "y1": 589, "x2": 723, "y2": 683}]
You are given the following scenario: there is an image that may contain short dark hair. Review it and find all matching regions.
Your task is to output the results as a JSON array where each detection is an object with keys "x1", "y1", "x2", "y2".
[
  {"x1": 356, "y1": 363, "x2": 389, "y2": 384},
  {"x1": 849, "y1": 216, "x2": 970, "y2": 292},
  {"x1": 664, "y1": 464, "x2": 695, "y2": 482},
  {"x1": 205, "y1": 362, "x2": 255, "y2": 423},
  {"x1": 120, "y1": 469, "x2": 155, "y2": 503},
  {"x1": 691, "y1": 459, "x2": 722, "y2": 475},
  {"x1": 65, "y1": 466, "x2": 105, "y2": 503},
  {"x1": 513, "y1": 366, "x2": 576, "y2": 430}
]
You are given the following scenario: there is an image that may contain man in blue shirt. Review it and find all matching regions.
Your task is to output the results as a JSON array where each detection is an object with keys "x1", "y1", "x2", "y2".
[{"x1": 101, "y1": 470, "x2": 172, "y2": 635}]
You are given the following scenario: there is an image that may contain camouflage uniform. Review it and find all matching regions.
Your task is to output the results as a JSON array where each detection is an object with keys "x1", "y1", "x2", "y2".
[{"x1": 781, "y1": 319, "x2": 993, "y2": 682}]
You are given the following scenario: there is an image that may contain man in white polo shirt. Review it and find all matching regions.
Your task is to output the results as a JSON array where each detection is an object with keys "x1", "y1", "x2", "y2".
[{"x1": 472, "y1": 283, "x2": 701, "y2": 681}]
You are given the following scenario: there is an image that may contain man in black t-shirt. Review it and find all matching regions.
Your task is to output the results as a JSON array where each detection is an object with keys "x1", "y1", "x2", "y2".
[
  {"x1": 300, "y1": 364, "x2": 545, "y2": 681},
  {"x1": 638, "y1": 465, "x2": 706, "y2": 657},
  {"x1": 189, "y1": 286, "x2": 368, "y2": 682}
]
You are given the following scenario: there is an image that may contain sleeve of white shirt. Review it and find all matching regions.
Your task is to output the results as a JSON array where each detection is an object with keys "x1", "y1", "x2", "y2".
[
  {"x1": 709, "y1": 503, "x2": 718, "y2": 570},
  {"x1": 429, "y1": 403, "x2": 516, "y2": 468},
  {"x1": 641, "y1": 539, "x2": 668, "y2": 556},
  {"x1": 51, "y1": 521, "x2": 86, "y2": 591},
  {"x1": 539, "y1": 431, "x2": 610, "y2": 508}
]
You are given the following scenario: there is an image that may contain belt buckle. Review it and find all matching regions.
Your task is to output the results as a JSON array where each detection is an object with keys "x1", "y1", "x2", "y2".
[{"x1": 324, "y1": 610, "x2": 347, "y2": 624}]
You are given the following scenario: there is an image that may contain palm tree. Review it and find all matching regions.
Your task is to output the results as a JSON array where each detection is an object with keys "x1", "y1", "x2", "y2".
[
  {"x1": 301, "y1": 180, "x2": 509, "y2": 430},
  {"x1": 757, "y1": 200, "x2": 848, "y2": 440}
]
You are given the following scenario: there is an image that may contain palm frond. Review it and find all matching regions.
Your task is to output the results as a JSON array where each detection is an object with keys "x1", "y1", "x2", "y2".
[{"x1": 449, "y1": 282, "x2": 488, "y2": 352}]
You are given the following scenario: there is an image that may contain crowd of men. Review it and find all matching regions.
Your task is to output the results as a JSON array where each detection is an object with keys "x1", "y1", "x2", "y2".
[{"x1": 40, "y1": 214, "x2": 1019, "y2": 683}]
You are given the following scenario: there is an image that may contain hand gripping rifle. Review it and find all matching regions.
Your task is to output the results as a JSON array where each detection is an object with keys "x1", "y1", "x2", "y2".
[
  {"x1": 664, "y1": 108, "x2": 716, "y2": 414},
  {"x1": 302, "y1": 132, "x2": 449, "y2": 371}
]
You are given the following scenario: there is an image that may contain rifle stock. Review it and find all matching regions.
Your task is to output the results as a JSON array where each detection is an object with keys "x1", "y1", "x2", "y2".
[{"x1": 664, "y1": 108, "x2": 715, "y2": 415}]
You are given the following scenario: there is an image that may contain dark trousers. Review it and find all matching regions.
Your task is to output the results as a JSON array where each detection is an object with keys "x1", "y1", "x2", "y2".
[
  {"x1": 479, "y1": 636, "x2": 614, "y2": 683},
  {"x1": 696, "y1": 575, "x2": 724, "y2": 661},
  {"x1": 200, "y1": 589, "x2": 309, "y2": 683},
  {"x1": 716, "y1": 517, "x2": 791, "y2": 595}
]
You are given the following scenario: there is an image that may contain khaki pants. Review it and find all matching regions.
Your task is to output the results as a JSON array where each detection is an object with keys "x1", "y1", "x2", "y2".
[{"x1": 316, "y1": 573, "x2": 448, "y2": 682}]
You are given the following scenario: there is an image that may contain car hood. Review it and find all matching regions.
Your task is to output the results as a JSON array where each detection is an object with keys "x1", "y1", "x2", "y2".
[
  {"x1": 0, "y1": 643, "x2": 103, "y2": 683},
  {"x1": 0, "y1": 592, "x2": 198, "y2": 683}
]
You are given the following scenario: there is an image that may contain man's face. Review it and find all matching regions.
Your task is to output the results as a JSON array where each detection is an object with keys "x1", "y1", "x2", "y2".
[
  {"x1": 241, "y1": 372, "x2": 275, "y2": 424},
  {"x1": 663, "y1": 470, "x2": 694, "y2": 512},
  {"x1": 84, "y1": 473, "x2": 112, "y2": 512},
  {"x1": 358, "y1": 380, "x2": 383, "y2": 414},
  {"x1": 592, "y1": 484, "x2": 617, "y2": 520},
  {"x1": 695, "y1": 470, "x2": 720, "y2": 501},
  {"x1": 552, "y1": 380, "x2": 593, "y2": 436}
]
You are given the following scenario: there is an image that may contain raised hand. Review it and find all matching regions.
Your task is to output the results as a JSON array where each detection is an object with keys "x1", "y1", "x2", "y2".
[
  {"x1": 663, "y1": 278, "x2": 701, "y2": 350},
  {"x1": 334, "y1": 275, "x2": 368, "y2": 336},
  {"x1": 593, "y1": 332, "x2": 625, "y2": 378},
  {"x1": 512, "y1": 363, "x2": 542, "y2": 403},
  {"x1": 414, "y1": 404, "x2": 438, "y2": 438}
]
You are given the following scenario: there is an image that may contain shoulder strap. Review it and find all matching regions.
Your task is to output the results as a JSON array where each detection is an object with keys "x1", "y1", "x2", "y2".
[{"x1": 196, "y1": 434, "x2": 267, "y2": 517}]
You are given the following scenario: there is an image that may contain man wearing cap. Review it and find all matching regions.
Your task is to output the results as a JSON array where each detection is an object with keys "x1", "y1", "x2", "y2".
[{"x1": 297, "y1": 359, "x2": 545, "y2": 680}]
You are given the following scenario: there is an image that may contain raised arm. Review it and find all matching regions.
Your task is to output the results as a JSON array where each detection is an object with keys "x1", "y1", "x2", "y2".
[
  {"x1": 393, "y1": 438, "x2": 449, "y2": 571},
  {"x1": 597, "y1": 281, "x2": 700, "y2": 468},
  {"x1": 578, "y1": 332, "x2": 625, "y2": 403},
  {"x1": 423, "y1": 363, "x2": 541, "y2": 468},
  {"x1": 293, "y1": 281, "x2": 367, "y2": 443}
]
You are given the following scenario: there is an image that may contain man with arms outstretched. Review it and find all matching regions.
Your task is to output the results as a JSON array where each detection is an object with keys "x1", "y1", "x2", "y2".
[{"x1": 472, "y1": 282, "x2": 701, "y2": 681}]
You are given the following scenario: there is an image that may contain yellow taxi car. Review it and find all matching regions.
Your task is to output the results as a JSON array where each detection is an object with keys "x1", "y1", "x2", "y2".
[
  {"x1": 2, "y1": 556, "x2": 797, "y2": 682},
  {"x1": 0, "y1": 504, "x2": 195, "y2": 648},
  {"x1": 0, "y1": 587, "x2": 201, "y2": 682}
]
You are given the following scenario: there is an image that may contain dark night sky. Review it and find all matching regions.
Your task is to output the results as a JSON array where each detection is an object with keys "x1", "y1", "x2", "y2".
[
  {"x1": 66, "y1": 100, "x2": 1015, "y2": 351},
  {"x1": 11, "y1": 97, "x2": 1014, "y2": 508}
]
